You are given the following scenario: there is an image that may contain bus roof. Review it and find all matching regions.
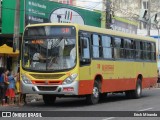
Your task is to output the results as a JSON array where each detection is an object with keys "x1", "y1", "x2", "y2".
[{"x1": 26, "y1": 23, "x2": 156, "y2": 42}]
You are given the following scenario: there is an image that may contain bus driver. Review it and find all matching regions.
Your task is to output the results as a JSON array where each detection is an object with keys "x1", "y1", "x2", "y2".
[{"x1": 32, "y1": 52, "x2": 46, "y2": 68}]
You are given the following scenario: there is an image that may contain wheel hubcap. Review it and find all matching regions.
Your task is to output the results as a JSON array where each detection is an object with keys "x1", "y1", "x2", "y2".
[
  {"x1": 137, "y1": 84, "x2": 141, "y2": 95},
  {"x1": 93, "y1": 87, "x2": 99, "y2": 98}
]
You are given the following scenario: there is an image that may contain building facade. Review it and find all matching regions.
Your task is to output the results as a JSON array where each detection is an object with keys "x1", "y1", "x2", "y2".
[
  {"x1": 111, "y1": 0, "x2": 160, "y2": 30},
  {"x1": 111, "y1": 0, "x2": 160, "y2": 69}
]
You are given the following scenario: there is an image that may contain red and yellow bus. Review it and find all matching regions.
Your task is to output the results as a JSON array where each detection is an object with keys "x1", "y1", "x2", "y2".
[{"x1": 20, "y1": 23, "x2": 157, "y2": 105}]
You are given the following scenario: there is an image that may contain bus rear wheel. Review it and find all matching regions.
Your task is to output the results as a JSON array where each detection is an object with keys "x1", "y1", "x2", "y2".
[
  {"x1": 132, "y1": 79, "x2": 142, "y2": 99},
  {"x1": 125, "y1": 79, "x2": 142, "y2": 99},
  {"x1": 86, "y1": 81, "x2": 100, "y2": 104},
  {"x1": 43, "y1": 95, "x2": 56, "y2": 105}
]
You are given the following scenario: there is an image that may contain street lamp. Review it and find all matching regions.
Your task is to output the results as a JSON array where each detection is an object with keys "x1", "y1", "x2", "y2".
[{"x1": 138, "y1": 9, "x2": 160, "y2": 36}]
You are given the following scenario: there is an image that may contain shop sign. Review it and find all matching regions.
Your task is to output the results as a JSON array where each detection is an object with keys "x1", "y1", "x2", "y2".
[{"x1": 50, "y1": 8, "x2": 84, "y2": 24}]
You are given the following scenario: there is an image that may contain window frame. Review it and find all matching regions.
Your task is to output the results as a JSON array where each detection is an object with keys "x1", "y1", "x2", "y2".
[
  {"x1": 78, "y1": 30, "x2": 156, "y2": 62},
  {"x1": 101, "y1": 35, "x2": 113, "y2": 59}
]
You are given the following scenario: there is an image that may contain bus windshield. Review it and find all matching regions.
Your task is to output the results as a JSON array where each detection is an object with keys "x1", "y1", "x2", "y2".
[{"x1": 22, "y1": 26, "x2": 76, "y2": 71}]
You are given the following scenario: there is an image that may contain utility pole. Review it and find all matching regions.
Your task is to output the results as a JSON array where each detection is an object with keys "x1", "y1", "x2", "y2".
[
  {"x1": 102, "y1": 0, "x2": 106, "y2": 11},
  {"x1": 139, "y1": 0, "x2": 142, "y2": 29},
  {"x1": 106, "y1": 0, "x2": 112, "y2": 29},
  {"x1": 147, "y1": 0, "x2": 151, "y2": 36},
  {"x1": 101, "y1": 0, "x2": 106, "y2": 28},
  {"x1": 13, "y1": 0, "x2": 20, "y2": 52}
]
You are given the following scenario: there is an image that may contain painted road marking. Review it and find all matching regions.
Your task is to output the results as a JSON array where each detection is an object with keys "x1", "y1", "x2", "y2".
[
  {"x1": 138, "y1": 107, "x2": 153, "y2": 111},
  {"x1": 102, "y1": 117, "x2": 115, "y2": 120}
]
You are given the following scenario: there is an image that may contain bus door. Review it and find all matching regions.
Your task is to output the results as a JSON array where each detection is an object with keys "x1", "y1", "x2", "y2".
[{"x1": 78, "y1": 32, "x2": 92, "y2": 95}]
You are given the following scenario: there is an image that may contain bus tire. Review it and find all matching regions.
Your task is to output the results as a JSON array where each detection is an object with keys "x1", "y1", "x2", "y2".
[
  {"x1": 132, "y1": 79, "x2": 142, "y2": 99},
  {"x1": 43, "y1": 95, "x2": 56, "y2": 105},
  {"x1": 125, "y1": 91, "x2": 132, "y2": 99},
  {"x1": 86, "y1": 81, "x2": 100, "y2": 104},
  {"x1": 100, "y1": 93, "x2": 108, "y2": 101}
]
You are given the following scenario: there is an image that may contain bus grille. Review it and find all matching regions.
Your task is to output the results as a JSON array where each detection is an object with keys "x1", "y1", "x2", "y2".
[
  {"x1": 29, "y1": 74, "x2": 65, "y2": 79},
  {"x1": 37, "y1": 86, "x2": 57, "y2": 91}
]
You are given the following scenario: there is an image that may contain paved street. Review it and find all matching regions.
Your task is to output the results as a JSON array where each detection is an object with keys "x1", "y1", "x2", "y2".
[{"x1": 1, "y1": 88, "x2": 160, "y2": 120}]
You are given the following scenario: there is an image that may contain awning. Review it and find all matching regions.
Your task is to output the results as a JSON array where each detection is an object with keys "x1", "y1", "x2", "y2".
[{"x1": 0, "y1": 44, "x2": 19, "y2": 57}]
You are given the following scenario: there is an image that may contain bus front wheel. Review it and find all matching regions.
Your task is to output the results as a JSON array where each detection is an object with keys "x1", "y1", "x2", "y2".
[
  {"x1": 43, "y1": 95, "x2": 56, "y2": 105},
  {"x1": 86, "y1": 81, "x2": 100, "y2": 104},
  {"x1": 100, "y1": 93, "x2": 108, "y2": 101}
]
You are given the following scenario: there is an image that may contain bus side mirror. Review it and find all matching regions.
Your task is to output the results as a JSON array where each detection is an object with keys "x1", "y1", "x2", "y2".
[{"x1": 82, "y1": 39, "x2": 87, "y2": 48}]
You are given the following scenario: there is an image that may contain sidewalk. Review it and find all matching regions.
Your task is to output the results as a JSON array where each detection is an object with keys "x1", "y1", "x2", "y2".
[{"x1": 0, "y1": 94, "x2": 42, "y2": 106}]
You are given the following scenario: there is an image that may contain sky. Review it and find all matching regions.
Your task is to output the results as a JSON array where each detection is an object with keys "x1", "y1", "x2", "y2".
[{"x1": 76, "y1": 0, "x2": 103, "y2": 11}]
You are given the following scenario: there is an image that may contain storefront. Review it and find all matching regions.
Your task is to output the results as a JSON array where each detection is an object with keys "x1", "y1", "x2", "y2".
[
  {"x1": 2, "y1": 0, "x2": 102, "y2": 34},
  {"x1": 0, "y1": 44, "x2": 19, "y2": 72},
  {"x1": 110, "y1": 16, "x2": 138, "y2": 34}
]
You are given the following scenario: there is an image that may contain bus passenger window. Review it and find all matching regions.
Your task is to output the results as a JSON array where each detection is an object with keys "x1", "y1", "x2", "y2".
[
  {"x1": 140, "y1": 42, "x2": 143, "y2": 59},
  {"x1": 131, "y1": 40, "x2": 135, "y2": 59},
  {"x1": 80, "y1": 37, "x2": 90, "y2": 59},
  {"x1": 147, "y1": 43, "x2": 151, "y2": 60},
  {"x1": 114, "y1": 37, "x2": 121, "y2": 59},
  {"x1": 120, "y1": 39, "x2": 124, "y2": 58},
  {"x1": 151, "y1": 43, "x2": 156, "y2": 61},
  {"x1": 143, "y1": 42, "x2": 147, "y2": 60},
  {"x1": 102, "y1": 36, "x2": 112, "y2": 59},
  {"x1": 124, "y1": 39, "x2": 133, "y2": 59},
  {"x1": 135, "y1": 41, "x2": 141, "y2": 59},
  {"x1": 92, "y1": 34, "x2": 100, "y2": 58}
]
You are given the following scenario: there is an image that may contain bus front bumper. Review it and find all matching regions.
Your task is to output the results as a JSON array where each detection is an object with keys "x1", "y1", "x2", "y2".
[{"x1": 21, "y1": 80, "x2": 79, "y2": 95}]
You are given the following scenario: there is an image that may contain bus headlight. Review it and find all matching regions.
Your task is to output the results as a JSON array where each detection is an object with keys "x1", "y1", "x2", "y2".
[
  {"x1": 62, "y1": 73, "x2": 78, "y2": 85},
  {"x1": 22, "y1": 75, "x2": 32, "y2": 84}
]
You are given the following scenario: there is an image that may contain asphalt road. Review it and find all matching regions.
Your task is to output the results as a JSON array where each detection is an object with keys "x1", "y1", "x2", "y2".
[{"x1": 1, "y1": 88, "x2": 160, "y2": 120}]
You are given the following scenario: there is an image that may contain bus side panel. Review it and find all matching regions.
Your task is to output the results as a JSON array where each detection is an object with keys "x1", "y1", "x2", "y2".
[
  {"x1": 142, "y1": 77, "x2": 157, "y2": 88},
  {"x1": 78, "y1": 80, "x2": 94, "y2": 95},
  {"x1": 78, "y1": 66, "x2": 93, "y2": 95},
  {"x1": 142, "y1": 62, "x2": 158, "y2": 88},
  {"x1": 96, "y1": 60, "x2": 137, "y2": 93},
  {"x1": 137, "y1": 62, "x2": 158, "y2": 88},
  {"x1": 101, "y1": 78, "x2": 136, "y2": 92}
]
